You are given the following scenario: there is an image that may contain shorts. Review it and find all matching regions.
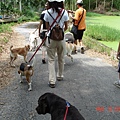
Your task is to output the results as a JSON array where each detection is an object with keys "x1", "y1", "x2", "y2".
[
  {"x1": 73, "y1": 29, "x2": 85, "y2": 40},
  {"x1": 118, "y1": 60, "x2": 120, "y2": 73}
]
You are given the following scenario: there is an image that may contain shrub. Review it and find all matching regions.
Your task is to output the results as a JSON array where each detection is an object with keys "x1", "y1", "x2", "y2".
[
  {"x1": 0, "y1": 24, "x2": 12, "y2": 33},
  {"x1": 85, "y1": 25, "x2": 120, "y2": 42}
]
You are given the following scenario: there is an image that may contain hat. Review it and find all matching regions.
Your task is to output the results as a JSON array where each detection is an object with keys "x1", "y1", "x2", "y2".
[
  {"x1": 76, "y1": 0, "x2": 83, "y2": 4},
  {"x1": 49, "y1": 0, "x2": 65, "y2": 1}
]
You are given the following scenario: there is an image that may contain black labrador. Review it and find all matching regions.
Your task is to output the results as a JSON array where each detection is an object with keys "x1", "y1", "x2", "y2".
[{"x1": 36, "y1": 92, "x2": 85, "y2": 120}]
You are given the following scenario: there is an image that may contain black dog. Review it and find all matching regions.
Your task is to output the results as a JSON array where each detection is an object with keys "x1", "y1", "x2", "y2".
[{"x1": 36, "y1": 92, "x2": 85, "y2": 120}]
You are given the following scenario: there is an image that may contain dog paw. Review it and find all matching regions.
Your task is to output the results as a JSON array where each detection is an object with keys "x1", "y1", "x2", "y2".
[
  {"x1": 28, "y1": 88, "x2": 32, "y2": 91},
  {"x1": 19, "y1": 81, "x2": 23, "y2": 83}
]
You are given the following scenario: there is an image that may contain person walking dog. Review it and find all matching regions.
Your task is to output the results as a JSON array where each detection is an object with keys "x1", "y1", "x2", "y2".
[
  {"x1": 38, "y1": 2, "x2": 49, "y2": 64},
  {"x1": 69, "y1": 0, "x2": 86, "y2": 54},
  {"x1": 44, "y1": 0, "x2": 69, "y2": 88}
]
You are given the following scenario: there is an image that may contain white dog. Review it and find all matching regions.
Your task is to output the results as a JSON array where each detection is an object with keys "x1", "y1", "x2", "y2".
[
  {"x1": 64, "y1": 32, "x2": 77, "y2": 62},
  {"x1": 29, "y1": 32, "x2": 38, "y2": 51}
]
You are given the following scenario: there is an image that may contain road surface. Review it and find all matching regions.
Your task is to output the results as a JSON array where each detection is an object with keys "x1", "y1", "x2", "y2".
[{"x1": 0, "y1": 22, "x2": 120, "y2": 120}]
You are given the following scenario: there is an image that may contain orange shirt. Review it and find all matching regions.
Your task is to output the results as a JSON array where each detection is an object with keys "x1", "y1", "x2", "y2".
[{"x1": 73, "y1": 7, "x2": 86, "y2": 30}]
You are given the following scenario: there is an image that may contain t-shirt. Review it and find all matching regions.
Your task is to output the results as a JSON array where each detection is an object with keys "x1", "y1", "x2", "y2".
[
  {"x1": 44, "y1": 8, "x2": 69, "y2": 36},
  {"x1": 74, "y1": 7, "x2": 86, "y2": 30}
]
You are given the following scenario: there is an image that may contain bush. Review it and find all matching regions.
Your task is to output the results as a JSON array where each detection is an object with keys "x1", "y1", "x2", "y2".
[
  {"x1": 0, "y1": 24, "x2": 12, "y2": 33},
  {"x1": 86, "y1": 12, "x2": 103, "y2": 17},
  {"x1": 85, "y1": 25, "x2": 120, "y2": 42}
]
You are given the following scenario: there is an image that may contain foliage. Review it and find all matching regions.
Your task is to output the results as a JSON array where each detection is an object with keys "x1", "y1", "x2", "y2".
[
  {"x1": 86, "y1": 12, "x2": 103, "y2": 17},
  {"x1": 83, "y1": 36, "x2": 112, "y2": 56},
  {"x1": 0, "y1": 23, "x2": 12, "y2": 33},
  {"x1": 85, "y1": 25, "x2": 120, "y2": 42}
]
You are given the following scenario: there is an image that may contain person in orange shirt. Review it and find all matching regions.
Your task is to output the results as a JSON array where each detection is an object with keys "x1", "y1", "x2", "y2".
[{"x1": 70, "y1": 0, "x2": 86, "y2": 54}]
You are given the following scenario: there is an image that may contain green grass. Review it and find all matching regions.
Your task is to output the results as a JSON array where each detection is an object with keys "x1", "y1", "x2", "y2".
[
  {"x1": 0, "y1": 23, "x2": 15, "y2": 33},
  {"x1": 99, "y1": 41, "x2": 119, "y2": 51},
  {"x1": 85, "y1": 25, "x2": 120, "y2": 42},
  {"x1": 86, "y1": 12, "x2": 120, "y2": 51},
  {"x1": 86, "y1": 14, "x2": 120, "y2": 30},
  {"x1": 86, "y1": 12, "x2": 103, "y2": 17}
]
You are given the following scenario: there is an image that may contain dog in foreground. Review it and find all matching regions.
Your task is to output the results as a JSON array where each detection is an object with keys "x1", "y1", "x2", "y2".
[
  {"x1": 9, "y1": 45, "x2": 30, "y2": 67},
  {"x1": 18, "y1": 63, "x2": 33, "y2": 91},
  {"x1": 36, "y1": 92, "x2": 85, "y2": 120}
]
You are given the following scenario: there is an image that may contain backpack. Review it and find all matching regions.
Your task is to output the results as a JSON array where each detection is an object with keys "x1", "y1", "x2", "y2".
[{"x1": 47, "y1": 10, "x2": 65, "y2": 41}]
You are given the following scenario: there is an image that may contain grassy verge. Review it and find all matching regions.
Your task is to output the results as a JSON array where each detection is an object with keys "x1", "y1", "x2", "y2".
[
  {"x1": 85, "y1": 12, "x2": 120, "y2": 52},
  {"x1": 0, "y1": 23, "x2": 14, "y2": 33},
  {"x1": 85, "y1": 25, "x2": 120, "y2": 42},
  {"x1": 0, "y1": 23, "x2": 15, "y2": 52},
  {"x1": 83, "y1": 36, "x2": 116, "y2": 60}
]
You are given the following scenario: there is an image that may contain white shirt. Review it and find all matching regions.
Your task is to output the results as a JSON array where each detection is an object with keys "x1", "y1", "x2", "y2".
[{"x1": 44, "y1": 8, "x2": 69, "y2": 36}]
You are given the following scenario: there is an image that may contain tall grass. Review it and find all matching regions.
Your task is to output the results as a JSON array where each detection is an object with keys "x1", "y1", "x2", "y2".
[
  {"x1": 86, "y1": 12, "x2": 103, "y2": 17},
  {"x1": 85, "y1": 25, "x2": 120, "y2": 42}
]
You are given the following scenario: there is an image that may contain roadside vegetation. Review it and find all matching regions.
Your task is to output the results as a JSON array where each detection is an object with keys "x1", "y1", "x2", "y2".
[
  {"x1": 85, "y1": 12, "x2": 120, "y2": 53},
  {"x1": 0, "y1": 0, "x2": 120, "y2": 55},
  {"x1": 0, "y1": 23, "x2": 14, "y2": 52}
]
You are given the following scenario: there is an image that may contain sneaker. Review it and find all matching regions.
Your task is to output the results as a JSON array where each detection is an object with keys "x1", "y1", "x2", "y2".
[
  {"x1": 81, "y1": 47, "x2": 85, "y2": 54},
  {"x1": 57, "y1": 77, "x2": 63, "y2": 81},
  {"x1": 42, "y1": 58, "x2": 46, "y2": 64},
  {"x1": 48, "y1": 82, "x2": 55, "y2": 88},
  {"x1": 114, "y1": 81, "x2": 120, "y2": 88}
]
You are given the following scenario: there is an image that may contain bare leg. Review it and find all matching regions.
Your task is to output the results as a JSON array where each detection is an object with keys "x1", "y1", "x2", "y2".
[{"x1": 78, "y1": 39, "x2": 83, "y2": 47}]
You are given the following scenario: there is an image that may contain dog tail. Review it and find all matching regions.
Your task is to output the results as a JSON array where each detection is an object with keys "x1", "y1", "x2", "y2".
[{"x1": 10, "y1": 45, "x2": 13, "y2": 51}]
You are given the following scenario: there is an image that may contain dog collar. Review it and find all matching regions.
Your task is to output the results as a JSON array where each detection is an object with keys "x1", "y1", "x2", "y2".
[
  {"x1": 64, "y1": 101, "x2": 70, "y2": 120},
  {"x1": 66, "y1": 101, "x2": 70, "y2": 107}
]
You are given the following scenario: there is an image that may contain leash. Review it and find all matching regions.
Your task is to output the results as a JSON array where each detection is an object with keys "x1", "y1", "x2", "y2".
[
  {"x1": 32, "y1": 24, "x2": 39, "y2": 34},
  {"x1": 64, "y1": 101, "x2": 70, "y2": 120},
  {"x1": 28, "y1": 9, "x2": 63, "y2": 63}
]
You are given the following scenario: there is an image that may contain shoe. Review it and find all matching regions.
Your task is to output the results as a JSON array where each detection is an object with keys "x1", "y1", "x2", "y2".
[
  {"x1": 114, "y1": 81, "x2": 120, "y2": 88},
  {"x1": 57, "y1": 77, "x2": 63, "y2": 81},
  {"x1": 81, "y1": 47, "x2": 85, "y2": 54},
  {"x1": 42, "y1": 58, "x2": 46, "y2": 64},
  {"x1": 48, "y1": 82, "x2": 55, "y2": 88}
]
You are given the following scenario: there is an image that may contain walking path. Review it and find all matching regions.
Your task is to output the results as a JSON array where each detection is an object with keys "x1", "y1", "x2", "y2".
[{"x1": 0, "y1": 22, "x2": 120, "y2": 120}]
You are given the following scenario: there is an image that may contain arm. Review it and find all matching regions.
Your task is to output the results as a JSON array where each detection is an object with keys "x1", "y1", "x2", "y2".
[
  {"x1": 64, "y1": 21, "x2": 68, "y2": 31},
  {"x1": 67, "y1": 10, "x2": 75, "y2": 14},
  {"x1": 38, "y1": 20, "x2": 43, "y2": 36},
  {"x1": 45, "y1": 22, "x2": 49, "y2": 30}
]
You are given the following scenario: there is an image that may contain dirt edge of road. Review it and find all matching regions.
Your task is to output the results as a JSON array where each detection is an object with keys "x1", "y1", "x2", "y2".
[{"x1": 0, "y1": 26, "x2": 26, "y2": 89}]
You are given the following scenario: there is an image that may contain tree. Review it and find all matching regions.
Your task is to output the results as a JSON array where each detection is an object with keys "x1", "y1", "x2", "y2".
[{"x1": 111, "y1": 0, "x2": 113, "y2": 10}]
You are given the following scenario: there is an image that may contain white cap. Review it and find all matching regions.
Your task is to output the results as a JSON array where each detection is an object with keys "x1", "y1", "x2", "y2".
[
  {"x1": 76, "y1": 0, "x2": 83, "y2": 4},
  {"x1": 48, "y1": 0, "x2": 65, "y2": 2}
]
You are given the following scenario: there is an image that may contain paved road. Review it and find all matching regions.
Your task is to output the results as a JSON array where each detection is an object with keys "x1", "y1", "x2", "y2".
[{"x1": 0, "y1": 22, "x2": 120, "y2": 120}]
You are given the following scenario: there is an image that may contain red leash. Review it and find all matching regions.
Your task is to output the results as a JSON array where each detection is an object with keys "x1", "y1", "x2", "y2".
[
  {"x1": 64, "y1": 101, "x2": 70, "y2": 120},
  {"x1": 28, "y1": 9, "x2": 63, "y2": 63}
]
